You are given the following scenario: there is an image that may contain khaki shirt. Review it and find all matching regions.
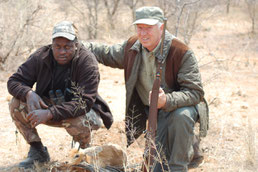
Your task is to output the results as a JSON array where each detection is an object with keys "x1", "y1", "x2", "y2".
[{"x1": 136, "y1": 41, "x2": 161, "y2": 105}]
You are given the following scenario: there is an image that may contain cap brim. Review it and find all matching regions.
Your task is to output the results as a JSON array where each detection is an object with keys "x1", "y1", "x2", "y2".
[
  {"x1": 133, "y1": 19, "x2": 159, "y2": 25},
  {"x1": 52, "y1": 32, "x2": 75, "y2": 41}
]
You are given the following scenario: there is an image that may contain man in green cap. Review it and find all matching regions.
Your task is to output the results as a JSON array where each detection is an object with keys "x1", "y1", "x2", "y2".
[
  {"x1": 7, "y1": 21, "x2": 113, "y2": 169},
  {"x1": 85, "y1": 6, "x2": 208, "y2": 171}
]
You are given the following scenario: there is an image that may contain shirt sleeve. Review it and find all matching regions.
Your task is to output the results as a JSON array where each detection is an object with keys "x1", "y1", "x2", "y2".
[
  {"x1": 163, "y1": 50, "x2": 204, "y2": 112},
  {"x1": 83, "y1": 40, "x2": 127, "y2": 69},
  {"x1": 7, "y1": 53, "x2": 38, "y2": 102}
]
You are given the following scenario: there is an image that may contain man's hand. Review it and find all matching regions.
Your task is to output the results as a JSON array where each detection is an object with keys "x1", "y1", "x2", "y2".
[
  {"x1": 26, "y1": 90, "x2": 48, "y2": 113},
  {"x1": 27, "y1": 109, "x2": 53, "y2": 128},
  {"x1": 149, "y1": 88, "x2": 167, "y2": 109}
]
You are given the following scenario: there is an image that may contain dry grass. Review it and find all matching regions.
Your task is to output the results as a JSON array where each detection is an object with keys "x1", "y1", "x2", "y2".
[{"x1": 246, "y1": 117, "x2": 256, "y2": 167}]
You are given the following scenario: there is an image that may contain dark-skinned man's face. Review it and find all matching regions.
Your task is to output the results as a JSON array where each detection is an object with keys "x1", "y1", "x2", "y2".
[{"x1": 52, "y1": 37, "x2": 77, "y2": 65}]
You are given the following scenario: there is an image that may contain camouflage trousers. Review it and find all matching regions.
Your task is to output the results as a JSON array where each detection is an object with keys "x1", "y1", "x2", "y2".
[{"x1": 9, "y1": 97, "x2": 103, "y2": 149}]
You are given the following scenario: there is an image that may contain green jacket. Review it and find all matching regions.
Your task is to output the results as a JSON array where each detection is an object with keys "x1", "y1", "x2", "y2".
[{"x1": 85, "y1": 31, "x2": 209, "y2": 145}]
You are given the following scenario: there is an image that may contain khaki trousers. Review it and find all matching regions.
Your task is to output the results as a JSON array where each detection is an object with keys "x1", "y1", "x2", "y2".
[{"x1": 9, "y1": 97, "x2": 103, "y2": 149}]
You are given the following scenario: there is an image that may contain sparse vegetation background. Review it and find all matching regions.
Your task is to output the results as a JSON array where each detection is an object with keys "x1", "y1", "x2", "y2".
[{"x1": 0, "y1": 0, "x2": 257, "y2": 171}]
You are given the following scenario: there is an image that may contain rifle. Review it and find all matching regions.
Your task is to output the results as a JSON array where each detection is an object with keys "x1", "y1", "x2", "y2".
[{"x1": 142, "y1": 18, "x2": 167, "y2": 171}]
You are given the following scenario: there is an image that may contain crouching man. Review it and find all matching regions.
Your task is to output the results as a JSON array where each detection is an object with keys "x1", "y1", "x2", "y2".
[
  {"x1": 85, "y1": 6, "x2": 209, "y2": 172},
  {"x1": 7, "y1": 21, "x2": 113, "y2": 169}
]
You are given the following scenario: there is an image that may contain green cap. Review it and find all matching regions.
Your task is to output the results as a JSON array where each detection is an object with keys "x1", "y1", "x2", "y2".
[
  {"x1": 52, "y1": 21, "x2": 76, "y2": 41},
  {"x1": 133, "y1": 6, "x2": 164, "y2": 25}
]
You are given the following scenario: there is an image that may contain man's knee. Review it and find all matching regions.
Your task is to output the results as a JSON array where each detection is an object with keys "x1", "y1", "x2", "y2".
[
  {"x1": 63, "y1": 109, "x2": 103, "y2": 148},
  {"x1": 172, "y1": 106, "x2": 197, "y2": 123},
  {"x1": 9, "y1": 97, "x2": 20, "y2": 113},
  {"x1": 9, "y1": 97, "x2": 28, "y2": 122},
  {"x1": 168, "y1": 106, "x2": 197, "y2": 131}
]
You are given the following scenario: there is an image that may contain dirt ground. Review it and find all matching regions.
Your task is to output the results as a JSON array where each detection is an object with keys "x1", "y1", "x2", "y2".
[{"x1": 0, "y1": 6, "x2": 257, "y2": 172}]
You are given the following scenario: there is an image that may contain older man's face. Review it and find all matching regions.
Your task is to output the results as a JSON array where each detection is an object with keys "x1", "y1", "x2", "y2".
[
  {"x1": 136, "y1": 23, "x2": 163, "y2": 52},
  {"x1": 52, "y1": 37, "x2": 77, "y2": 65}
]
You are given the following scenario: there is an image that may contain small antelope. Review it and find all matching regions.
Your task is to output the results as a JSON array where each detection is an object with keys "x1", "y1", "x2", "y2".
[{"x1": 70, "y1": 143, "x2": 127, "y2": 168}]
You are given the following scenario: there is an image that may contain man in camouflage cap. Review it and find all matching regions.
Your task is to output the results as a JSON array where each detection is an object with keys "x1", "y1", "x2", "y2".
[
  {"x1": 8, "y1": 21, "x2": 113, "y2": 169},
  {"x1": 85, "y1": 6, "x2": 209, "y2": 172}
]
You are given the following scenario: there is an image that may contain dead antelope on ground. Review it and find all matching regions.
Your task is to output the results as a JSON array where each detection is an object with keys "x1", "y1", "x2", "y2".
[{"x1": 70, "y1": 143, "x2": 127, "y2": 169}]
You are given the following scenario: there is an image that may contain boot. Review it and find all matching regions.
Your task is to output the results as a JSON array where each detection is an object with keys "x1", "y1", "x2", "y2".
[
  {"x1": 188, "y1": 154, "x2": 204, "y2": 169},
  {"x1": 188, "y1": 135, "x2": 204, "y2": 169},
  {"x1": 19, "y1": 146, "x2": 50, "y2": 169}
]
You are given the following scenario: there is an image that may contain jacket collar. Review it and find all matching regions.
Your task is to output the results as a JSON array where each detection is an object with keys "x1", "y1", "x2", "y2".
[
  {"x1": 130, "y1": 39, "x2": 142, "y2": 52},
  {"x1": 42, "y1": 45, "x2": 53, "y2": 69}
]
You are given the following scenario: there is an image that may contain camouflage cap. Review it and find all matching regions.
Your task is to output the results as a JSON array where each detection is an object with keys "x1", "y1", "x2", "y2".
[
  {"x1": 52, "y1": 21, "x2": 76, "y2": 41},
  {"x1": 133, "y1": 6, "x2": 164, "y2": 25}
]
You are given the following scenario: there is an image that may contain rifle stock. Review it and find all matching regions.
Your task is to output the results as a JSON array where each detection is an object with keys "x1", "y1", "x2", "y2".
[{"x1": 142, "y1": 19, "x2": 167, "y2": 172}]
